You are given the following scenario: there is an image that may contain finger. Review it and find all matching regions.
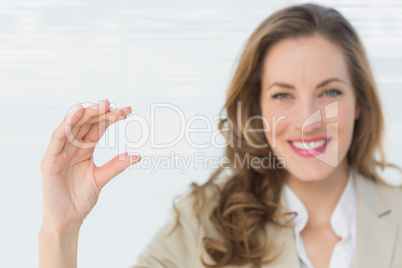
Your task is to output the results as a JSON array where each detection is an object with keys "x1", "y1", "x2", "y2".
[
  {"x1": 75, "y1": 108, "x2": 126, "y2": 140},
  {"x1": 73, "y1": 99, "x2": 110, "y2": 129},
  {"x1": 78, "y1": 105, "x2": 131, "y2": 142},
  {"x1": 70, "y1": 106, "x2": 131, "y2": 151},
  {"x1": 93, "y1": 153, "x2": 141, "y2": 190},
  {"x1": 81, "y1": 110, "x2": 126, "y2": 142},
  {"x1": 63, "y1": 100, "x2": 112, "y2": 151},
  {"x1": 44, "y1": 104, "x2": 85, "y2": 158}
]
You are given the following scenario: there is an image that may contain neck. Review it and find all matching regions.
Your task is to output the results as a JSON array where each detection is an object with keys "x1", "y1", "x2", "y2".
[{"x1": 285, "y1": 159, "x2": 350, "y2": 227}]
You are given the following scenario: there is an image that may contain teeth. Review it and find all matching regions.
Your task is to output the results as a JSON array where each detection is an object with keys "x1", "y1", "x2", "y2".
[{"x1": 291, "y1": 139, "x2": 328, "y2": 150}]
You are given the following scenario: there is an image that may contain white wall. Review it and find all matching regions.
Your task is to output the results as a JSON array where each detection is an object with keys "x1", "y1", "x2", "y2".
[{"x1": 1, "y1": 0, "x2": 401, "y2": 267}]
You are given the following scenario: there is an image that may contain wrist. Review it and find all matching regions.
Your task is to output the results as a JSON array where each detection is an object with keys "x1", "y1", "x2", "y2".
[
  {"x1": 40, "y1": 214, "x2": 83, "y2": 235},
  {"x1": 40, "y1": 222, "x2": 81, "y2": 235}
]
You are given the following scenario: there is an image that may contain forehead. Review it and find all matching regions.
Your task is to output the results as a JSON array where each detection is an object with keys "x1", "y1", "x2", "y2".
[{"x1": 262, "y1": 35, "x2": 350, "y2": 85}]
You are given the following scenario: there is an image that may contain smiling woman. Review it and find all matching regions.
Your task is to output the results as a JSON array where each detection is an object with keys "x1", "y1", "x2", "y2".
[{"x1": 38, "y1": 2, "x2": 402, "y2": 268}]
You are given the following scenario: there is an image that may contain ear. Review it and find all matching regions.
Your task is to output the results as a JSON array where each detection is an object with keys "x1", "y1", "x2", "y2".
[{"x1": 354, "y1": 105, "x2": 361, "y2": 120}]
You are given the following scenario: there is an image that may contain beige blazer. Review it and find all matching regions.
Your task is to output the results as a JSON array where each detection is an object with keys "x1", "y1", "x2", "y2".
[{"x1": 133, "y1": 170, "x2": 402, "y2": 268}]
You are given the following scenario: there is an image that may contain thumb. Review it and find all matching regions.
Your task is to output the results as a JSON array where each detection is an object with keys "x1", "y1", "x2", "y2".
[{"x1": 94, "y1": 153, "x2": 141, "y2": 189}]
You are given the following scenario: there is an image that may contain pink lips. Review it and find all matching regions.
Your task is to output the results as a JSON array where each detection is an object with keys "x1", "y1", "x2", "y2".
[{"x1": 287, "y1": 136, "x2": 331, "y2": 157}]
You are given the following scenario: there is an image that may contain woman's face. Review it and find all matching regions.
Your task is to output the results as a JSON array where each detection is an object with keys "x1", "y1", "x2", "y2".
[{"x1": 260, "y1": 35, "x2": 360, "y2": 182}]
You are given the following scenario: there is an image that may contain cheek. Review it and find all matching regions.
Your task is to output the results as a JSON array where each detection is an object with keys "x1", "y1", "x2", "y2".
[
  {"x1": 338, "y1": 102, "x2": 357, "y2": 139},
  {"x1": 261, "y1": 107, "x2": 288, "y2": 148},
  {"x1": 261, "y1": 109, "x2": 273, "y2": 143}
]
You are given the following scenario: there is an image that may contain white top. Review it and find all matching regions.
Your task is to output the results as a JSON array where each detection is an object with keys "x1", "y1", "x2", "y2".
[{"x1": 283, "y1": 167, "x2": 357, "y2": 268}]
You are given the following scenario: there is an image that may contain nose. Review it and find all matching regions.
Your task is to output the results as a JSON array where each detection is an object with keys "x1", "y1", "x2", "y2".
[{"x1": 294, "y1": 98, "x2": 323, "y2": 134}]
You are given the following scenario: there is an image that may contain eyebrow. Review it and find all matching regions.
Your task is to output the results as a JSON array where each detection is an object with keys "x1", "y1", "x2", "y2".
[{"x1": 267, "y1": 77, "x2": 346, "y2": 91}]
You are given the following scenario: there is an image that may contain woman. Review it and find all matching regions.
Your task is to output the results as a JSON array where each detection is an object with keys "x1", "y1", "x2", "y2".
[{"x1": 38, "y1": 3, "x2": 402, "y2": 268}]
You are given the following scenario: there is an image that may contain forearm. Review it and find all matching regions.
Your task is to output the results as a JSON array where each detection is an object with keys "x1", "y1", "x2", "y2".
[{"x1": 38, "y1": 224, "x2": 81, "y2": 268}]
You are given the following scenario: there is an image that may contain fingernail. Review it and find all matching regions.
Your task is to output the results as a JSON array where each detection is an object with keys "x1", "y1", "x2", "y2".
[
  {"x1": 123, "y1": 107, "x2": 132, "y2": 114},
  {"x1": 130, "y1": 155, "x2": 141, "y2": 161},
  {"x1": 73, "y1": 104, "x2": 81, "y2": 111}
]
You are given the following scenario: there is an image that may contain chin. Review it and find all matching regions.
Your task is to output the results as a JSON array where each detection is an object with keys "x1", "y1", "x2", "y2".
[{"x1": 285, "y1": 161, "x2": 336, "y2": 182}]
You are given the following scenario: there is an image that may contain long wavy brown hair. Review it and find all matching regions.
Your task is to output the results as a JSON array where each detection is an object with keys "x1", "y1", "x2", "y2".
[{"x1": 171, "y1": 2, "x2": 400, "y2": 268}]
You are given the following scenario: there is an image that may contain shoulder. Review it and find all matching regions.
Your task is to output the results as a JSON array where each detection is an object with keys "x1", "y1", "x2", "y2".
[
  {"x1": 168, "y1": 178, "x2": 231, "y2": 245},
  {"x1": 174, "y1": 180, "x2": 224, "y2": 221},
  {"x1": 355, "y1": 169, "x2": 402, "y2": 206},
  {"x1": 355, "y1": 170, "x2": 402, "y2": 222},
  {"x1": 371, "y1": 179, "x2": 402, "y2": 221},
  {"x1": 133, "y1": 181, "x2": 225, "y2": 267},
  {"x1": 375, "y1": 181, "x2": 402, "y2": 207}
]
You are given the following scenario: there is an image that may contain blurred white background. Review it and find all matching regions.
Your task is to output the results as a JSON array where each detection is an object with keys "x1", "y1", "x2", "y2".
[{"x1": 0, "y1": 0, "x2": 401, "y2": 267}]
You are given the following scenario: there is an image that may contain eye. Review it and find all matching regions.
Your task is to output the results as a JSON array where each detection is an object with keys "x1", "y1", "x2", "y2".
[
  {"x1": 323, "y1": 89, "x2": 342, "y2": 97},
  {"x1": 272, "y1": 93, "x2": 291, "y2": 100}
]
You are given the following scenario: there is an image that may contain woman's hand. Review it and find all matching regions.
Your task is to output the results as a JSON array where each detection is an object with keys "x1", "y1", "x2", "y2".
[{"x1": 39, "y1": 100, "x2": 141, "y2": 232}]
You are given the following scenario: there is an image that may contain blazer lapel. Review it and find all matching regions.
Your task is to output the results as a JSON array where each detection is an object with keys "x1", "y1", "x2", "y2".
[{"x1": 353, "y1": 170, "x2": 399, "y2": 268}]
